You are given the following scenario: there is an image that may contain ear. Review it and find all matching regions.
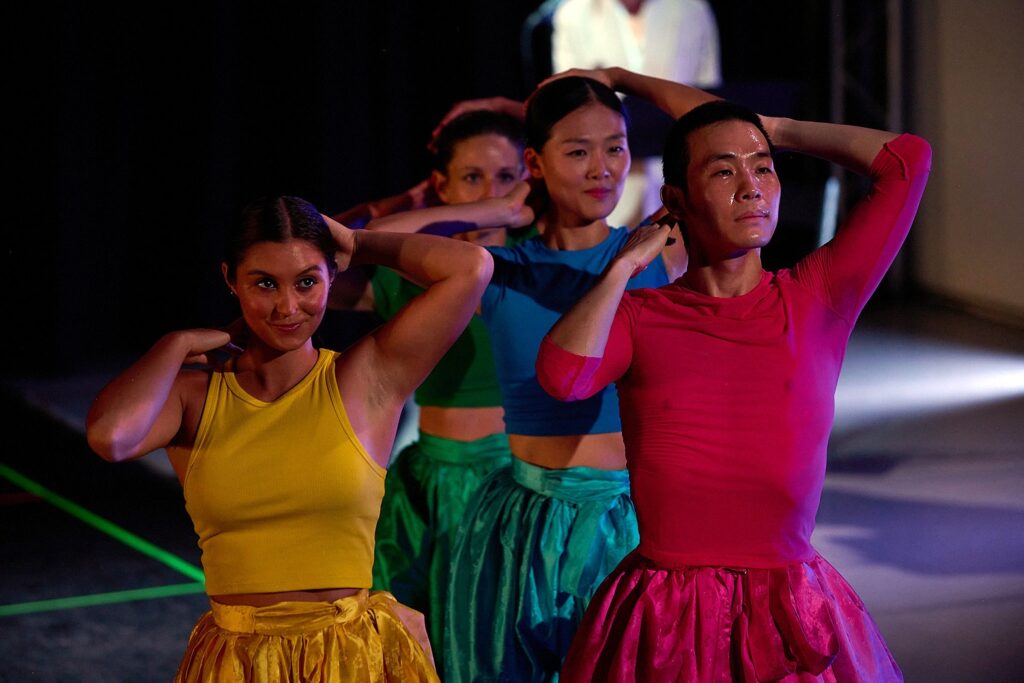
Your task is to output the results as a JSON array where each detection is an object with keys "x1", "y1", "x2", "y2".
[
  {"x1": 221, "y1": 263, "x2": 236, "y2": 296},
  {"x1": 524, "y1": 147, "x2": 545, "y2": 180},
  {"x1": 431, "y1": 169, "x2": 450, "y2": 204},
  {"x1": 661, "y1": 183, "x2": 687, "y2": 220}
]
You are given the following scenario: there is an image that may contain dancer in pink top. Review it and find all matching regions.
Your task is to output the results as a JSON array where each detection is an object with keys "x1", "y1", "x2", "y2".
[{"x1": 536, "y1": 67, "x2": 930, "y2": 682}]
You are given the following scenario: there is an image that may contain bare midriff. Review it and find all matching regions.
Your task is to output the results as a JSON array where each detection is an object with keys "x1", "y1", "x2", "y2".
[
  {"x1": 509, "y1": 432, "x2": 627, "y2": 470},
  {"x1": 211, "y1": 587, "x2": 363, "y2": 607},
  {"x1": 418, "y1": 405, "x2": 506, "y2": 442}
]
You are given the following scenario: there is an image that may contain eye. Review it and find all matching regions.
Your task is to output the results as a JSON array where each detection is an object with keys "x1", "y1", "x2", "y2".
[
  {"x1": 256, "y1": 278, "x2": 277, "y2": 290},
  {"x1": 297, "y1": 277, "x2": 319, "y2": 290},
  {"x1": 462, "y1": 173, "x2": 482, "y2": 184},
  {"x1": 567, "y1": 149, "x2": 587, "y2": 158},
  {"x1": 756, "y1": 166, "x2": 775, "y2": 175},
  {"x1": 713, "y1": 168, "x2": 733, "y2": 177},
  {"x1": 608, "y1": 145, "x2": 626, "y2": 155},
  {"x1": 497, "y1": 172, "x2": 517, "y2": 184}
]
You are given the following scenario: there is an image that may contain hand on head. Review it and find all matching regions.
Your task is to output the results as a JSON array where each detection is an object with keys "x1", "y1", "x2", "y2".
[
  {"x1": 429, "y1": 96, "x2": 526, "y2": 152},
  {"x1": 180, "y1": 328, "x2": 236, "y2": 367},
  {"x1": 493, "y1": 181, "x2": 536, "y2": 229},
  {"x1": 618, "y1": 221, "x2": 677, "y2": 277},
  {"x1": 321, "y1": 214, "x2": 357, "y2": 271},
  {"x1": 536, "y1": 68, "x2": 616, "y2": 95}
]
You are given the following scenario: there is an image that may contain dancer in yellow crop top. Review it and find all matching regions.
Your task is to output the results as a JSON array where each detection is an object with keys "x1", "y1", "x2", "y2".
[{"x1": 86, "y1": 196, "x2": 493, "y2": 682}]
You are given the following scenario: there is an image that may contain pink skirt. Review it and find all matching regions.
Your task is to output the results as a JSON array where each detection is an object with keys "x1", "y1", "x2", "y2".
[{"x1": 559, "y1": 551, "x2": 902, "y2": 682}]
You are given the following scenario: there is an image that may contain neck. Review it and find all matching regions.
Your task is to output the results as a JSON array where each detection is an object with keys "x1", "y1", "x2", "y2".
[
  {"x1": 233, "y1": 341, "x2": 319, "y2": 401},
  {"x1": 541, "y1": 214, "x2": 610, "y2": 251},
  {"x1": 680, "y1": 250, "x2": 764, "y2": 297}
]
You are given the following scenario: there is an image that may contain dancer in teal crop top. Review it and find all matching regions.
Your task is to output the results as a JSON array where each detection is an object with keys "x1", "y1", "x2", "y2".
[
  {"x1": 87, "y1": 195, "x2": 493, "y2": 682},
  {"x1": 367, "y1": 77, "x2": 687, "y2": 682}
]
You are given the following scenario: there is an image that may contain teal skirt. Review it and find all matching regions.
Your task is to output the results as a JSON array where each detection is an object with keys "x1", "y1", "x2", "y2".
[
  {"x1": 445, "y1": 456, "x2": 639, "y2": 682},
  {"x1": 372, "y1": 431, "x2": 511, "y2": 677}
]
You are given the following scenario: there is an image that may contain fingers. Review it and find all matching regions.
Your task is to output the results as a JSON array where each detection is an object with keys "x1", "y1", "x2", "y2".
[{"x1": 505, "y1": 180, "x2": 531, "y2": 203}]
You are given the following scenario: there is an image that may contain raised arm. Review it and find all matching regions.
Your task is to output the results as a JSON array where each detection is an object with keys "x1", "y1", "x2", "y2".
[
  {"x1": 536, "y1": 223, "x2": 672, "y2": 401},
  {"x1": 365, "y1": 181, "x2": 534, "y2": 237},
  {"x1": 542, "y1": 66, "x2": 719, "y2": 120},
  {"x1": 775, "y1": 119, "x2": 931, "y2": 321},
  {"x1": 331, "y1": 218, "x2": 493, "y2": 413},
  {"x1": 86, "y1": 329, "x2": 231, "y2": 463}
]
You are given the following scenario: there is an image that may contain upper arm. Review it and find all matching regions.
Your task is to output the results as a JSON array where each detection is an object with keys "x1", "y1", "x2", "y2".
[
  {"x1": 795, "y1": 134, "x2": 932, "y2": 319},
  {"x1": 338, "y1": 247, "x2": 493, "y2": 410},
  {"x1": 537, "y1": 301, "x2": 636, "y2": 401}
]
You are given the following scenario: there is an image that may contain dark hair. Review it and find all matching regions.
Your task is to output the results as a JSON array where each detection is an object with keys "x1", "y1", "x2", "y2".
[
  {"x1": 525, "y1": 76, "x2": 627, "y2": 150},
  {"x1": 662, "y1": 100, "x2": 775, "y2": 191},
  {"x1": 433, "y1": 110, "x2": 526, "y2": 173},
  {"x1": 224, "y1": 196, "x2": 337, "y2": 280}
]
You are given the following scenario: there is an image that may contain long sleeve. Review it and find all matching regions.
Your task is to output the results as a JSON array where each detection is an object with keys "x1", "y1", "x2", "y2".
[
  {"x1": 536, "y1": 297, "x2": 638, "y2": 401},
  {"x1": 793, "y1": 133, "x2": 932, "y2": 323}
]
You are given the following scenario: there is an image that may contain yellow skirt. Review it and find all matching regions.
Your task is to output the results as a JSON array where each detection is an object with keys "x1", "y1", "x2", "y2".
[{"x1": 174, "y1": 590, "x2": 439, "y2": 683}]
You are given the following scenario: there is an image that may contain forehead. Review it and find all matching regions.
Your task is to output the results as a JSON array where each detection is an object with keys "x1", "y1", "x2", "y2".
[
  {"x1": 547, "y1": 102, "x2": 626, "y2": 143},
  {"x1": 687, "y1": 120, "x2": 770, "y2": 165},
  {"x1": 239, "y1": 239, "x2": 328, "y2": 273},
  {"x1": 449, "y1": 133, "x2": 521, "y2": 167}
]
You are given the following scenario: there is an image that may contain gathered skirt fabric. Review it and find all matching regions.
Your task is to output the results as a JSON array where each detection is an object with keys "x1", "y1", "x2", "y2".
[
  {"x1": 445, "y1": 456, "x2": 639, "y2": 683},
  {"x1": 174, "y1": 590, "x2": 439, "y2": 683},
  {"x1": 371, "y1": 431, "x2": 511, "y2": 678},
  {"x1": 560, "y1": 550, "x2": 902, "y2": 683}
]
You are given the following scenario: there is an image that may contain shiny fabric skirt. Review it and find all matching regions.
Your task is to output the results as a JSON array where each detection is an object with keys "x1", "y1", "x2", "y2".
[
  {"x1": 560, "y1": 551, "x2": 903, "y2": 683},
  {"x1": 174, "y1": 590, "x2": 439, "y2": 683},
  {"x1": 372, "y1": 431, "x2": 510, "y2": 678},
  {"x1": 445, "y1": 456, "x2": 639, "y2": 683}
]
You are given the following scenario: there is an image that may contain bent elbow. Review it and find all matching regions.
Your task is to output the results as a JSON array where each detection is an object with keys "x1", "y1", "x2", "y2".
[
  {"x1": 535, "y1": 338, "x2": 600, "y2": 402},
  {"x1": 85, "y1": 419, "x2": 137, "y2": 464}
]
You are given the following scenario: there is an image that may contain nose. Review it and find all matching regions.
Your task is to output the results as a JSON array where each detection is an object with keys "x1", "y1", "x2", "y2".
[
  {"x1": 737, "y1": 171, "x2": 762, "y2": 201},
  {"x1": 587, "y1": 152, "x2": 611, "y2": 179},
  {"x1": 275, "y1": 288, "x2": 299, "y2": 316},
  {"x1": 483, "y1": 178, "x2": 501, "y2": 199}
]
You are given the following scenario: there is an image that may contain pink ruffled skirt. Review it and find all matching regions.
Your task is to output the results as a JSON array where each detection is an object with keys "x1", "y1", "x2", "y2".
[{"x1": 559, "y1": 551, "x2": 902, "y2": 682}]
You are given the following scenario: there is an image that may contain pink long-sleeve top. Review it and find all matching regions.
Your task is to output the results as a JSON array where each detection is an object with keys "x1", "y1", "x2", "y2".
[{"x1": 537, "y1": 134, "x2": 931, "y2": 568}]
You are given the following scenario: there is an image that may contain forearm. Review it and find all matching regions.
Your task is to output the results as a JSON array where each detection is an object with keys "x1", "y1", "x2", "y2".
[
  {"x1": 769, "y1": 117, "x2": 900, "y2": 176},
  {"x1": 350, "y1": 230, "x2": 490, "y2": 290},
  {"x1": 607, "y1": 66, "x2": 718, "y2": 119},
  {"x1": 365, "y1": 201, "x2": 506, "y2": 235},
  {"x1": 547, "y1": 259, "x2": 634, "y2": 357},
  {"x1": 86, "y1": 334, "x2": 188, "y2": 462}
]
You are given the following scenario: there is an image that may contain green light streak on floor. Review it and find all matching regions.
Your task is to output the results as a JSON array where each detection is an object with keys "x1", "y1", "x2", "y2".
[
  {"x1": 0, "y1": 583, "x2": 206, "y2": 617},
  {"x1": 0, "y1": 463, "x2": 204, "y2": 583}
]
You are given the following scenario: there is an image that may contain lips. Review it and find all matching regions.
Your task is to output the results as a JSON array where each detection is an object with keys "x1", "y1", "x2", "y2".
[
  {"x1": 585, "y1": 188, "x2": 613, "y2": 199},
  {"x1": 737, "y1": 210, "x2": 770, "y2": 221},
  {"x1": 270, "y1": 322, "x2": 303, "y2": 333}
]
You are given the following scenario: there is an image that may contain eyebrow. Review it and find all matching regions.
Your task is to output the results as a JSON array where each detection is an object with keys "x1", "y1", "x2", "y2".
[
  {"x1": 245, "y1": 265, "x2": 324, "y2": 277},
  {"x1": 701, "y1": 150, "x2": 772, "y2": 165},
  {"x1": 560, "y1": 133, "x2": 627, "y2": 145}
]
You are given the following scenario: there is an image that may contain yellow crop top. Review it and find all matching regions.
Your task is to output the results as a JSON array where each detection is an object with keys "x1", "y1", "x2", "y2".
[{"x1": 183, "y1": 348, "x2": 385, "y2": 595}]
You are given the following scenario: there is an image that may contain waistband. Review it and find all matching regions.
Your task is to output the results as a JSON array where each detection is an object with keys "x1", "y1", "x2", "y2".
[
  {"x1": 511, "y1": 455, "x2": 630, "y2": 503},
  {"x1": 418, "y1": 431, "x2": 510, "y2": 464},
  {"x1": 210, "y1": 590, "x2": 382, "y2": 635}
]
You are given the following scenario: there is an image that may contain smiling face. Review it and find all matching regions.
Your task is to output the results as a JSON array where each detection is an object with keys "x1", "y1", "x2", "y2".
[
  {"x1": 665, "y1": 119, "x2": 781, "y2": 260},
  {"x1": 224, "y1": 239, "x2": 332, "y2": 353},
  {"x1": 526, "y1": 102, "x2": 630, "y2": 227}
]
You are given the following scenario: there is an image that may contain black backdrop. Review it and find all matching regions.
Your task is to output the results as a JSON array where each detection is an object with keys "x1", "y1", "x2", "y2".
[{"x1": 10, "y1": 1, "x2": 853, "y2": 375}]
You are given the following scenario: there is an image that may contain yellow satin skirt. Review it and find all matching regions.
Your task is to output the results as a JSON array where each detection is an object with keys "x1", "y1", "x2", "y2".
[{"x1": 174, "y1": 590, "x2": 438, "y2": 682}]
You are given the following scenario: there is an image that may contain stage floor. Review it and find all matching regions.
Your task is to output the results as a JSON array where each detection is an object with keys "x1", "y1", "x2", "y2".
[{"x1": 2, "y1": 297, "x2": 1022, "y2": 681}]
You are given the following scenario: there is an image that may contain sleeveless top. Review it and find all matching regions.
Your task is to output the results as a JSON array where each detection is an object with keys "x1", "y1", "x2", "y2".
[{"x1": 183, "y1": 348, "x2": 385, "y2": 594}]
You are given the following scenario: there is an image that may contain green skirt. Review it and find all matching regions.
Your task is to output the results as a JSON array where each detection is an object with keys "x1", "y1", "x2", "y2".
[
  {"x1": 372, "y1": 431, "x2": 511, "y2": 676},
  {"x1": 445, "y1": 456, "x2": 638, "y2": 683}
]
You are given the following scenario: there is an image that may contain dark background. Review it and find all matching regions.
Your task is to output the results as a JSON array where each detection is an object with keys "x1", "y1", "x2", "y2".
[{"x1": 10, "y1": 0, "x2": 896, "y2": 376}]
